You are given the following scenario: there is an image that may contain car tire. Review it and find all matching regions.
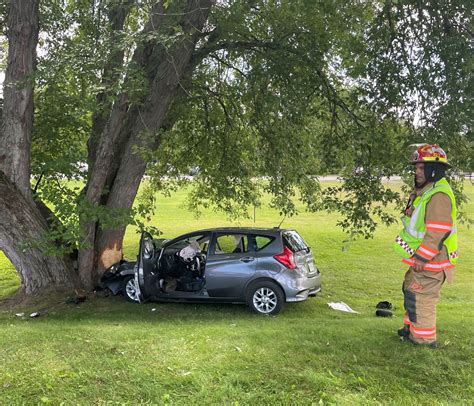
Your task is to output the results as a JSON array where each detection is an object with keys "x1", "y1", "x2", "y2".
[
  {"x1": 246, "y1": 281, "x2": 284, "y2": 315},
  {"x1": 122, "y1": 275, "x2": 139, "y2": 303}
]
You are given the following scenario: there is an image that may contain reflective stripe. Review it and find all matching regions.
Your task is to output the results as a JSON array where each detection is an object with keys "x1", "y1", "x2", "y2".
[
  {"x1": 402, "y1": 258, "x2": 455, "y2": 271},
  {"x1": 415, "y1": 250, "x2": 433, "y2": 260},
  {"x1": 419, "y1": 244, "x2": 438, "y2": 255},
  {"x1": 416, "y1": 244, "x2": 439, "y2": 260},
  {"x1": 421, "y1": 156, "x2": 448, "y2": 163},
  {"x1": 426, "y1": 220, "x2": 452, "y2": 227},
  {"x1": 426, "y1": 221, "x2": 452, "y2": 232},
  {"x1": 395, "y1": 236, "x2": 415, "y2": 255},
  {"x1": 406, "y1": 226, "x2": 425, "y2": 239},
  {"x1": 425, "y1": 261, "x2": 453, "y2": 270},
  {"x1": 411, "y1": 326, "x2": 436, "y2": 337},
  {"x1": 407, "y1": 205, "x2": 426, "y2": 238}
]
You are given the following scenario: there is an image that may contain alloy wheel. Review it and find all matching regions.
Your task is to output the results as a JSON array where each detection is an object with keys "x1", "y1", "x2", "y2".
[
  {"x1": 252, "y1": 287, "x2": 277, "y2": 314},
  {"x1": 125, "y1": 278, "x2": 139, "y2": 302}
]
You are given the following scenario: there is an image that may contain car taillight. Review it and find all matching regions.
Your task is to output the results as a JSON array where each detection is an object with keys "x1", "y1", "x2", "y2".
[{"x1": 273, "y1": 246, "x2": 296, "y2": 269}]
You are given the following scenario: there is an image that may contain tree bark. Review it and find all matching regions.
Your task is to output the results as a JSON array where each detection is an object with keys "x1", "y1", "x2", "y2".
[
  {"x1": 0, "y1": 0, "x2": 79, "y2": 297},
  {"x1": 0, "y1": 0, "x2": 39, "y2": 199},
  {"x1": 78, "y1": 0, "x2": 214, "y2": 285},
  {"x1": 77, "y1": 1, "x2": 169, "y2": 286},
  {"x1": 95, "y1": 0, "x2": 213, "y2": 273},
  {"x1": 0, "y1": 172, "x2": 77, "y2": 295},
  {"x1": 88, "y1": 0, "x2": 134, "y2": 172}
]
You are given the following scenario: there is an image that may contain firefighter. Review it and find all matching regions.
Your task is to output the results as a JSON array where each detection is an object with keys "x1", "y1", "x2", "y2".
[{"x1": 393, "y1": 144, "x2": 458, "y2": 348}]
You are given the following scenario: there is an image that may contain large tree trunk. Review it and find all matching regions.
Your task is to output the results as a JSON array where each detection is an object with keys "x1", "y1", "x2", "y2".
[
  {"x1": 0, "y1": 0, "x2": 39, "y2": 199},
  {"x1": 78, "y1": 0, "x2": 213, "y2": 287},
  {"x1": 88, "y1": 0, "x2": 134, "y2": 173},
  {"x1": 0, "y1": 0, "x2": 79, "y2": 297},
  {"x1": 0, "y1": 174, "x2": 77, "y2": 295},
  {"x1": 77, "y1": 0, "x2": 169, "y2": 287}
]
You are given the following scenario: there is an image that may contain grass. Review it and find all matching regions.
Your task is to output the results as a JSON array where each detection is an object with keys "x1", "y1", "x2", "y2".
[{"x1": 0, "y1": 181, "x2": 473, "y2": 405}]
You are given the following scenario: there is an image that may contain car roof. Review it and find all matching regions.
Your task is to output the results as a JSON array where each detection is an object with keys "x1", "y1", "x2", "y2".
[
  {"x1": 158, "y1": 227, "x2": 295, "y2": 248},
  {"x1": 189, "y1": 227, "x2": 290, "y2": 234}
]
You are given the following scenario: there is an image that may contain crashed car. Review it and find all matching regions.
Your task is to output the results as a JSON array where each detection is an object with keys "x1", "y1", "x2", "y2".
[{"x1": 100, "y1": 227, "x2": 321, "y2": 315}]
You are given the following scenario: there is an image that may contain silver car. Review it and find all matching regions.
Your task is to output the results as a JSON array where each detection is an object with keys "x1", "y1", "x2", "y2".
[{"x1": 102, "y1": 227, "x2": 321, "y2": 315}]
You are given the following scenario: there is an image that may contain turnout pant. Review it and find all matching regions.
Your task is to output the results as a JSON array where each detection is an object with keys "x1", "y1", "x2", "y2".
[{"x1": 402, "y1": 268, "x2": 446, "y2": 344}]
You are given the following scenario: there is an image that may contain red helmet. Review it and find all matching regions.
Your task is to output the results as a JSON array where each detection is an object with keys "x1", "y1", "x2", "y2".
[{"x1": 411, "y1": 144, "x2": 449, "y2": 165}]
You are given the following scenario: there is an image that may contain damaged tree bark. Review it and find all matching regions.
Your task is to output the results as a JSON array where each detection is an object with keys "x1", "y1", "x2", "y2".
[{"x1": 78, "y1": 0, "x2": 214, "y2": 288}]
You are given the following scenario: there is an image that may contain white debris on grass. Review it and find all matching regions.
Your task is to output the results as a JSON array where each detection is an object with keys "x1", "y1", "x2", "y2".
[{"x1": 327, "y1": 302, "x2": 359, "y2": 314}]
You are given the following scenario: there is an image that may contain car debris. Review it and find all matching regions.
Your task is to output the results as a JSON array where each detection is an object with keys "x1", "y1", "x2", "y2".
[{"x1": 327, "y1": 302, "x2": 359, "y2": 314}]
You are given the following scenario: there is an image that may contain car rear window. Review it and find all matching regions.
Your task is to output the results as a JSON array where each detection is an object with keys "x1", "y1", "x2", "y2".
[
  {"x1": 283, "y1": 231, "x2": 309, "y2": 253},
  {"x1": 254, "y1": 235, "x2": 275, "y2": 251}
]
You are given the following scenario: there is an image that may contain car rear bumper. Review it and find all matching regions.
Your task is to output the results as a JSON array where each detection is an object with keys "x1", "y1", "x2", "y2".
[
  {"x1": 288, "y1": 286, "x2": 321, "y2": 302},
  {"x1": 276, "y1": 269, "x2": 321, "y2": 302}
]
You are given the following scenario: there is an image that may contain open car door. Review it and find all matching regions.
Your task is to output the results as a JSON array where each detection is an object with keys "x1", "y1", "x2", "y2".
[{"x1": 135, "y1": 231, "x2": 158, "y2": 301}]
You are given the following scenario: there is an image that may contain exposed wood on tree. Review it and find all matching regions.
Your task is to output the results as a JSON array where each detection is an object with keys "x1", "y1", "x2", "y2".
[{"x1": 78, "y1": 0, "x2": 214, "y2": 286}]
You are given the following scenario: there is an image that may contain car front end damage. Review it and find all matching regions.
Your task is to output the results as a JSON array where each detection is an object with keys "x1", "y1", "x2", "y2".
[{"x1": 99, "y1": 260, "x2": 136, "y2": 295}]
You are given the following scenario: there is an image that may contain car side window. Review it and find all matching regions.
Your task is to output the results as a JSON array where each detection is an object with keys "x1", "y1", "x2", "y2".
[
  {"x1": 254, "y1": 235, "x2": 274, "y2": 251},
  {"x1": 215, "y1": 234, "x2": 250, "y2": 255}
]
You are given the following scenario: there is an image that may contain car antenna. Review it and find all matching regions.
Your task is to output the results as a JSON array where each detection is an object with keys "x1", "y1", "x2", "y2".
[{"x1": 277, "y1": 214, "x2": 286, "y2": 229}]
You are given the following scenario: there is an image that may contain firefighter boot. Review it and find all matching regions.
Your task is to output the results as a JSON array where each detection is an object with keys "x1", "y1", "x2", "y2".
[
  {"x1": 397, "y1": 325, "x2": 410, "y2": 337},
  {"x1": 402, "y1": 335, "x2": 438, "y2": 349}
]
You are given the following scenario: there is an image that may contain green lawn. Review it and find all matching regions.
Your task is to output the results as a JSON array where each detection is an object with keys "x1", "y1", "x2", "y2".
[{"x1": 1, "y1": 181, "x2": 473, "y2": 405}]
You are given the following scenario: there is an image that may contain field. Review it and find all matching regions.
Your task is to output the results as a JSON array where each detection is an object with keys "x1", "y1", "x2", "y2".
[{"x1": 0, "y1": 181, "x2": 473, "y2": 405}]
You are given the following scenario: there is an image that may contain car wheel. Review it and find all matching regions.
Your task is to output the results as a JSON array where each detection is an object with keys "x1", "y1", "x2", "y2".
[
  {"x1": 247, "y1": 281, "x2": 284, "y2": 315},
  {"x1": 122, "y1": 275, "x2": 139, "y2": 303}
]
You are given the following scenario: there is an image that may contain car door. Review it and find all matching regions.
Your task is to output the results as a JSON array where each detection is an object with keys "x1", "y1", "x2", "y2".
[
  {"x1": 205, "y1": 233, "x2": 257, "y2": 298},
  {"x1": 136, "y1": 231, "x2": 159, "y2": 300}
]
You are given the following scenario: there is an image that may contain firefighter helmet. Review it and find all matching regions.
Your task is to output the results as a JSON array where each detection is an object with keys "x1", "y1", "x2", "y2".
[{"x1": 410, "y1": 144, "x2": 449, "y2": 165}]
